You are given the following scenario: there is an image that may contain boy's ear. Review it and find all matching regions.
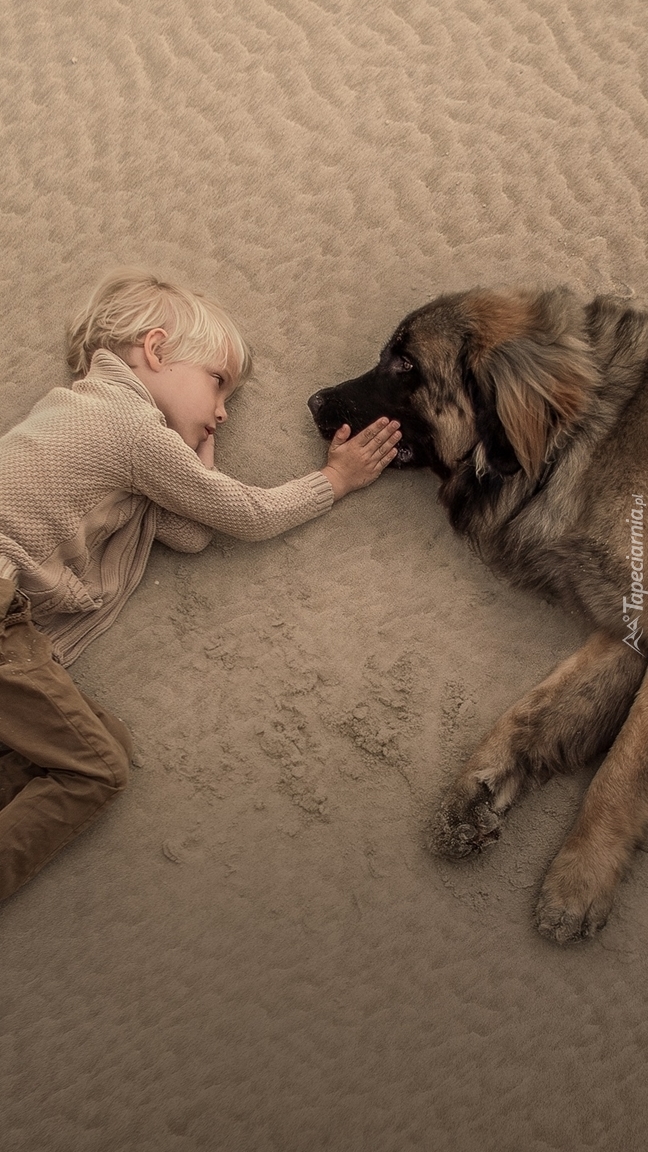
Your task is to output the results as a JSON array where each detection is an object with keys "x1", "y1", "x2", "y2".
[{"x1": 142, "y1": 327, "x2": 168, "y2": 370}]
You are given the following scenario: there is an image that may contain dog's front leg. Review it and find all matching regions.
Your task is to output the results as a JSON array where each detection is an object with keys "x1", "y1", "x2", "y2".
[
  {"x1": 430, "y1": 631, "x2": 645, "y2": 861},
  {"x1": 535, "y1": 671, "x2": 648, "y2": 943}
]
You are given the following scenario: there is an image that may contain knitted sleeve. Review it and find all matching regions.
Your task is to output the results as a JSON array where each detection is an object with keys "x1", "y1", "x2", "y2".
[
  {"x1": 131, "y1": 420, "x2": 334, "y2": 542},
  {"x1": 154, "y1": 508, "x2": 215, "y2": 553}
]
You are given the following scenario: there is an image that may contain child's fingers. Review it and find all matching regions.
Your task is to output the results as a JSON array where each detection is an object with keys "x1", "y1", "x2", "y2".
[
  {"x1": 353, "y1": 417, "x2": 398, "y2": 446},
  {"x1": 370, "y1": 445, "x2": 399, "y2": 478},
  {"x1": 331, "y1": 423, "x2": 352, "y2": 445},
  {"x1": 380, "y1": 447, "x2": 399, "y2": 469},
  {"x1": 368, "y1": 428, "x2": 402, "y2": 459},
  {"x1": 370, "y1": 422, "x2": 401, "y2": 452}
]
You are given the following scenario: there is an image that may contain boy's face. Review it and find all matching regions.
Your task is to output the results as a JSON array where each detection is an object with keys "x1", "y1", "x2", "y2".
[
  {"x1": 152, "y1": 361, "x2": 237, "y2": 451},
  {"x1": 127, "y1": 332, "x2": 238, "y2": 452}
]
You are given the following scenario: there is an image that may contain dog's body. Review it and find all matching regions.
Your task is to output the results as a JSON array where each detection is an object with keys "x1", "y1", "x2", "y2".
[{"x1": 309, "y1": 288, "x2": 648, "y2": 943}]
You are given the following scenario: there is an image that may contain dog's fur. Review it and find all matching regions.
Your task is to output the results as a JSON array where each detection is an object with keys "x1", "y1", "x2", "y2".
[{"x1": 308, "y1": 287, "x2": 648, "y2": 943}]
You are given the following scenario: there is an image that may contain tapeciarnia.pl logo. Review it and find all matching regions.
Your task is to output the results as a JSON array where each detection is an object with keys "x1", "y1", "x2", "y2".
[{"x1": 622, "y1": 493, "x2": 646, "y2": 653}]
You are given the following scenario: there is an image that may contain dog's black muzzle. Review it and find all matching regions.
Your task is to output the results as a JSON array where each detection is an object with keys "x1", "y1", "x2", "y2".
[
  {"x1": 306, "y1": 386, "x2": 356, "y2": 440},
  {"x1": 308, "y1": 368, "x2": 390, "y2": 440},
  {"x1": 308, "y1": 376, "x2": 424, "y2": 467}
]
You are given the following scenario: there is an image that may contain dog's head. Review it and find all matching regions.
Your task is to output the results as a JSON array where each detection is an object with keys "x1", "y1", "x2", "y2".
[{"x1": 308, "y1": 287, "x2": 596, "y2": 484}]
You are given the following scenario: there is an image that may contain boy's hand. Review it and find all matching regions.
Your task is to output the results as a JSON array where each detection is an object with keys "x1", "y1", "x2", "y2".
[
  {"x1": 196, "y1": 432, "x2": 215, "y2": 469},
  {"x1": 320, "y1": 418, "x2": 401, "y2": 500}
]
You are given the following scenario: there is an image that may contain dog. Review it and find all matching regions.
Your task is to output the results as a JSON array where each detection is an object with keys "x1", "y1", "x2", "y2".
[{"x1": 308, "y1": 286, "x2": 648, "y2": 944}]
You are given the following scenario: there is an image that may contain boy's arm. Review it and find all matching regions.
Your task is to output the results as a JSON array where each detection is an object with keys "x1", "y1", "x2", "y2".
[
  {"x1": 154, "y1": 508, "x2": 214, "y2": 553},
  {"x1": 132, "y1": 414, "x2": 400, "y2": 543},
  {"x1": 132, "y1": 421, "x2": 334, "y2": 542}
]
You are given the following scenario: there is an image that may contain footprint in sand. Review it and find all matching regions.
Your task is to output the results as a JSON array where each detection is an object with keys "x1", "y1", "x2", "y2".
[{"x1": 161, "y1": 834, "x2": 206, "y2": 865}]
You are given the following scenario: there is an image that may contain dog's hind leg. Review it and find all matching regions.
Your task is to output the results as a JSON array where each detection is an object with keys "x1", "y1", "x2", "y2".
[{"x1": 430, "y1": 631, "x2": 645, "y2": 861}]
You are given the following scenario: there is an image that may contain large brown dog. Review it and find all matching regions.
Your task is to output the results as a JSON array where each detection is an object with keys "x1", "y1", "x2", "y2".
[{"x1": 308, "y1": 287, "x2": 648, "y2": 944}]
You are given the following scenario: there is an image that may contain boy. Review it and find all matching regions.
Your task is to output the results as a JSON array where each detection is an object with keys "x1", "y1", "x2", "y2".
[{"x1": 0, "y1": 269, "x2": 401, "y2": 900}]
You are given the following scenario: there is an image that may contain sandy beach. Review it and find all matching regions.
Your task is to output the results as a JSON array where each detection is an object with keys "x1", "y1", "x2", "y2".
[{"x1": 2, "y1": 2, "x2": 648, "y2": 1148}]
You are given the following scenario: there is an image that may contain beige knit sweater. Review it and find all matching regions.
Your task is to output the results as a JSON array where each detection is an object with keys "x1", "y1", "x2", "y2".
[{"x1": 0, "y1": 350, "x2": 333, "y2": 665}]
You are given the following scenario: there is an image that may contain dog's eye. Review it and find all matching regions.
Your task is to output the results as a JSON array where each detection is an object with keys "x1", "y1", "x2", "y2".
[{"x1": 399, "y1": 356, "x2": 413, "y2": 372}]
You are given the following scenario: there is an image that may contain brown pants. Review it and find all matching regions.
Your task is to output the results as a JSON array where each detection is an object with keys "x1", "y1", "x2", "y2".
[{"x1": 0, "y1": 580, "x2": 131, "y2": 900}]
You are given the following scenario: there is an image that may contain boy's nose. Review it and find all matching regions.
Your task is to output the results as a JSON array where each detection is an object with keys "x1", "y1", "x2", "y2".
[{"x1": 215, "y1": 404, "x2": 228, "y2": 423}]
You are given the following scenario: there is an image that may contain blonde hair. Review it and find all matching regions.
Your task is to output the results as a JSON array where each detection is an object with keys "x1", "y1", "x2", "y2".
[{"x1": 66, "y1": 268, "x2": 252, "y2": 382}]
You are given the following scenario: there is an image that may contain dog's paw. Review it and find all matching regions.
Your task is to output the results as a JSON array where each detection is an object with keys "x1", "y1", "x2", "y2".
[
  {"x1": 534, "y1": 853, "x2": 616, "y2": 944},
  {"x1": 427, "y1": 787, "x2": 501, "y2": 860}
]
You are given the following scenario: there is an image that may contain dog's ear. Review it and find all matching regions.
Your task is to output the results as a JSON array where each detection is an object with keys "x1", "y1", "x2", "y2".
[{"x1": 464, "y1": 288, "x2": 596, "y2": 480}]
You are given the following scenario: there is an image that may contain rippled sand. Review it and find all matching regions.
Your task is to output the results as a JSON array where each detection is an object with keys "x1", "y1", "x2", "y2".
[{"x1": 2, "y1": 3, "x2": 648, "y2": 1149}]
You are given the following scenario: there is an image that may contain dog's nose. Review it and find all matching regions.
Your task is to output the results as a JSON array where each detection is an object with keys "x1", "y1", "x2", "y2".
[{"x1": 307, "y1": 391, "x2": 325, "y2": 416}]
